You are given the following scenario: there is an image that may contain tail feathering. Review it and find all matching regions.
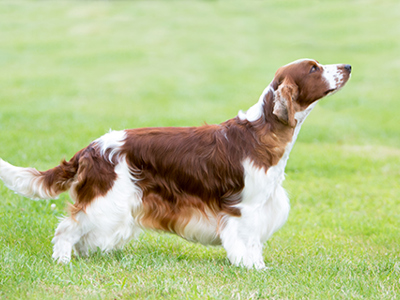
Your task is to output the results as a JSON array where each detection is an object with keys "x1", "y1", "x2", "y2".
[{"x1": 0, "y1": 158, "x2": 77, "y2": 200}]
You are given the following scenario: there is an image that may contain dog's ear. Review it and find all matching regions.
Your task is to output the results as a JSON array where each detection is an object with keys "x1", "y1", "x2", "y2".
[{"x1": 273, "y1": 77, "x2": 298, "y2": 127}]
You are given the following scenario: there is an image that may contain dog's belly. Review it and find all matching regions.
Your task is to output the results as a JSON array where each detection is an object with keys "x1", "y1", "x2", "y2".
[
  {"x1": 151, "y1": 185, "x2": 290, "y2": 247},
  {"x1": 178, "y1": 211, "x2": 222, "y2": 246},
  {"x1": 134, "y1": 201, "x2": 222, "y2": 246}
]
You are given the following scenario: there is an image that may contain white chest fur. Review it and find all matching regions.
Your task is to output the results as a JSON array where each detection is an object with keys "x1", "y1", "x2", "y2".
[{"x1": 239, "y1": 158, "x2": 290, "y2": 244}]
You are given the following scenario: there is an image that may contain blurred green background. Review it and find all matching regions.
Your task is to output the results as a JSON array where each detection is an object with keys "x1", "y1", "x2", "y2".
[{"x1": 0, "y1": 1, "x2": 399, "y2": 299}]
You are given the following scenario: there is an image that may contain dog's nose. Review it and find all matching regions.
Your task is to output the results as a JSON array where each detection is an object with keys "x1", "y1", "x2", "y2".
[{"x1": 344, "y1": 64, "x2": 352, "y2": 73}]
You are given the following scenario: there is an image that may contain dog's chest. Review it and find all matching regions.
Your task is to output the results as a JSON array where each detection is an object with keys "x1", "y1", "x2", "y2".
[
  {"x1": 241, "y1": 153, "x2": 288, "y2": 203},
  {"x1": 237, "y1": 154, "x2": 291, "y2": 240}
]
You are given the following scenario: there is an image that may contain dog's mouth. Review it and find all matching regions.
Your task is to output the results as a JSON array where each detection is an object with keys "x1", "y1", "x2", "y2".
[{"x1": 324, "y1": 88, "x2": 336, "y2": 95}]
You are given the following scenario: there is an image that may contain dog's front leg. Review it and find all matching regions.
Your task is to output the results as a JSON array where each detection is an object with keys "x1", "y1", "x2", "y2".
[{"x1": 220, "y1": 216, "x2": 266, "y2": 270}]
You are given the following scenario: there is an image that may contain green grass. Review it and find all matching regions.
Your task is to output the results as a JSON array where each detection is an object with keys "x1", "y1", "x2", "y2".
[{"x1": 1, "y1": 0, "x2": 400, "y2": 299}]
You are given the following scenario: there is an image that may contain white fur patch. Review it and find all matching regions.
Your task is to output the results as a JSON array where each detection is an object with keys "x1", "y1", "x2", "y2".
[
  {"x1": 0, "y1": 159, "x2": 54, "y2": 200},
  {"x1": 95, "y1": 130, "x2": 127, "y2": 163},
  {"x1": 323, "y1": 64, "x2": 344, "y2": 90},
  {"x1": 180, "y1": 209, "x2": 220, "y2": 245},
  {"x1": 238, "y1": 86, "x2": 273, "y2": 122}
]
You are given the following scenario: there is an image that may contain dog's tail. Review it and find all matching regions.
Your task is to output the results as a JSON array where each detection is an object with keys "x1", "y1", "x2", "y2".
[{"x1": 0, "y1": 151, "x2": 82, "y2": 200}]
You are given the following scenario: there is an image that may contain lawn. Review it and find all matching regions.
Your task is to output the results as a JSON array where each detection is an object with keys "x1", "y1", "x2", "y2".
[{"x1": 0, "y1": 0, "x2": 399, "y2": 299}]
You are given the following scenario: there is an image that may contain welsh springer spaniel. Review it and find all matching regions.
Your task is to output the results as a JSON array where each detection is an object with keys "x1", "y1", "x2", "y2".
[{"x1": 0, "y1": 59, "x2": 351, "y2": 269}]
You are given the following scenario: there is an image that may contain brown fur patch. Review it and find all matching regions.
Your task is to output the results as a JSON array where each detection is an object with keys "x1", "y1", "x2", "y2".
[
  {"x1": 37, "y1": 150, "x2": 84, "y2": 198},
  {"x1": 69, "y1": 144, "x2": 117, "y2": 215}
]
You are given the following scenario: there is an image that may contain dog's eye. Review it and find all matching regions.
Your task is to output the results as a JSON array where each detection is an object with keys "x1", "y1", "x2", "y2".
[{"x1": 310, "y1": 65, "x2": 319, "y2": 73}]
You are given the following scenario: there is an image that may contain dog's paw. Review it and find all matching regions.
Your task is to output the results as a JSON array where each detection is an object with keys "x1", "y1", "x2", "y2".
[
  {"x1": 52, "y1": 239, "x2": 72, "y2": 264},
  {"x1": 242, "y1": 257, "x2": 266, "y2": 270}
]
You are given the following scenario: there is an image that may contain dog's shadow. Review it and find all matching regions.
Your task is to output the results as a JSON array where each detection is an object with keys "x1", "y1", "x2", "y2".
[{"x1": 77, "y1": 233, "x2": 229, "y2": 269}]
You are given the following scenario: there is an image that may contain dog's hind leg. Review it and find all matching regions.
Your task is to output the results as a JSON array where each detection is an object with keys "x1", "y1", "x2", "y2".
[
  {"x1": 72, "y1": 193, "x2": 142, "y2": 257},
  {"x1": 52, "y1": 212, "x2": 92, "y2": 263},
  {"x1": 52, "y1": 158, "x2": 143, "y2": 263},
  {"x1": 52, "y1": 194, "x2": 142, "y2": 263}
]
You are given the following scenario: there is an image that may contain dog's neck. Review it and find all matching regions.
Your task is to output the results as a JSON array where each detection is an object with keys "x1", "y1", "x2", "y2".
[
  {"x1": 277, "y1": 101, "x2": 319, "y2": 170},
  {"x1": 235, "y1": 85, "x2": 318, "y2": 170}
]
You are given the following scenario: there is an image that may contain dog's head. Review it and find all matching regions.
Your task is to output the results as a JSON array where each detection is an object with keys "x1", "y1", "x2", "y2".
[{"x1": 271, "y1": 59, "x2": 351, "y2": 127}]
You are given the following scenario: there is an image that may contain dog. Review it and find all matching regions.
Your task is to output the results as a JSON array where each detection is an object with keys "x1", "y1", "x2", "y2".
[{"x1": 0, "y1": 59, "x2": 351, "y2": 269}]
